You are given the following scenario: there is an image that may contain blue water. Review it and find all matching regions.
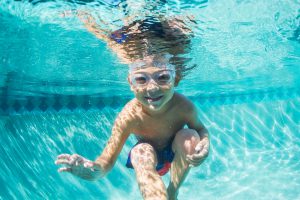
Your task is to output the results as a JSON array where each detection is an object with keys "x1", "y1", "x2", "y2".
[{"x1": 1, "y1": 0, "x2": 300, "y2": 199}]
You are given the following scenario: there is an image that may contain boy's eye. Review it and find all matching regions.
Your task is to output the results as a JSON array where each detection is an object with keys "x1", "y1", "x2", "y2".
[
  {"x1": 134, "y1": 76, "x2": 147, "y2": 84},
  {"x1": 157, "y1": 73, "x2": 171, "y2": 83}
]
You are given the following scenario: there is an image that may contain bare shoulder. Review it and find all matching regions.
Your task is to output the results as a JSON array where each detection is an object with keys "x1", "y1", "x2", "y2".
[
  {"x1": 173, "y1": 92, "x2": 196, "y2": 113},
  {"x1": 114, "y1": 99, "x2": 141, "y2": 130},
  {"x1": 173, "y1": 93, "x2": 206, "y2": 132},
  {"x1": 122, "y1": 98, "x2": 142, "y2": 113},
  {"x1": 172, "y1": 93, "x2": 199, "y2": 122}
]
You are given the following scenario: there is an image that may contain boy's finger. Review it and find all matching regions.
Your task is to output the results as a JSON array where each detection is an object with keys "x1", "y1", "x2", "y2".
[
  {"x1": 76, "y1": 157, "x2": 86, "y2": 166},
  {"x1": 186, "y1": 155, "x2": 198, "y2": 162},
  {"x1": 186, "y1": 155, "x2": 199, "y2": 162},
  {"x1": 57, "y1": 154, "x2": 71, "y2": 160},
  {"x1": 75, "y1": 159, "x2": 83, "y2": 166},
  {"x1": 187, "y1": 157, "x2": 202, "y2": 166},
  {"x1": 190, "y1": 153, "x2": 202, "y2": 160},
  {"x1": 58, "y1": 167, "x2": 72, "y2": 173},
  {"x1": 186, "y1": 156, "x2": 197, "y2": 164},
  {"x1": 69, "y1": 156, "x2": 80, "y2": 165},
  {"x1": 194, "y1": 149, "x2": 209, "y2": 158},
  {"x1": 55, "y1": 159, "x2": 71, "y2": 165},
  {"x1": 187, "y1": 159, "x2": 199, "y2": 166},
  {"x1": 186, "y1": 155, "x2": 194, "y2": 163},
  {"x1": 186, "y1": 155, "x2": 205, "y2": 164},
  {"x1": 195, "y1": 143, "x2": 203, "y2": 153},
  {"x1": 187, "y1": 153, "x2": 201, "y2": 160}
]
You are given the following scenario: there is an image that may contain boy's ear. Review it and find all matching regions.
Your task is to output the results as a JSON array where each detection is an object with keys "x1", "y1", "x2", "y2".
[
  {"x1": 127, "y1": 76, "x2": 130, "y2": 83},
  {"x1": 127, "y1": 76, "x2": 134, "y2": 91}
]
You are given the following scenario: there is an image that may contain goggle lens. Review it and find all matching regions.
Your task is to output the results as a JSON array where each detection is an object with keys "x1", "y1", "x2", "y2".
[
  {"x1": 156, "y1": 72, "x2": 172, "y2": 84},
  {"x1": 133, "y1": 75, "x2": 148, "y2": 85}
]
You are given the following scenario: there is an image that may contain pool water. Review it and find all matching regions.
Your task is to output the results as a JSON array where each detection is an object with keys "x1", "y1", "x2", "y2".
[
  {"x1": 1, "y1": 99, "x2": 299, "y2": 199},
  {"x1": 1, "y1": 0, "x2": 300, "y2": 199}
]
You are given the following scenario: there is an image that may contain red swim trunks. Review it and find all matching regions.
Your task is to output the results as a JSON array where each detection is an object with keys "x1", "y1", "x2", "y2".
[{"x1": 126, "y1": 141, "x2": 175, "y2": 176}]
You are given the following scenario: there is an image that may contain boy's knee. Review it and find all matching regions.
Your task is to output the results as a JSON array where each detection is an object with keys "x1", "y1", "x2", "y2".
[
  {"x1": 173, "y1": 129, "x2": 200, "y2": 155},
  {"x1": 131, "y1": 143, "x2": 157, "y2": 170}
]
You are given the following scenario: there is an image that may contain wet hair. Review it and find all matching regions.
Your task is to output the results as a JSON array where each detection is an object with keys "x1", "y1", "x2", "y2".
[{"x1": 111, "y1": 16, "x2": 195, "y2": 86}]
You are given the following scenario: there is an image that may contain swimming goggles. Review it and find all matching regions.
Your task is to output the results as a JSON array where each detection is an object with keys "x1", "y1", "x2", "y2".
[
  {"x1": 129, "y1": 69, "x2": 175, "y2": 87},
  {"x1": 128, "y1": 53, "x2": 174, "y2": 72}
]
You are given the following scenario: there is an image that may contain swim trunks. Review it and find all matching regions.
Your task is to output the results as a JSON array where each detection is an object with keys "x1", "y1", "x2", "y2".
[{"x1": 126, "y1": 141, "x2": 175, "y2": 176}]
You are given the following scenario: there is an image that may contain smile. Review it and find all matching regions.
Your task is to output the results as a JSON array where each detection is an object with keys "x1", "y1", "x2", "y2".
[{"x1": 145, "y1": 95, "x2": 163, "y2": 102}]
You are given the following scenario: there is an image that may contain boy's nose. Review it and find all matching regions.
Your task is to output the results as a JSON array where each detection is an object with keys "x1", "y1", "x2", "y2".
[{"x1": 146, "y1": 79, "x2": 159, "y2": 91}]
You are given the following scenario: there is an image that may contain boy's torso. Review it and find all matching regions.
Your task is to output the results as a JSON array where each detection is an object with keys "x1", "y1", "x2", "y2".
[{"x1": 128, "y1": 93, "x2": 190, "y2": 150}]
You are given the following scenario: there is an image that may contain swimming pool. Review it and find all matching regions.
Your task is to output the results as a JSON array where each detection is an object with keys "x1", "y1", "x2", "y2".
[{"x1": 1, "y1": 0, "x2": 300, "y2": 199}]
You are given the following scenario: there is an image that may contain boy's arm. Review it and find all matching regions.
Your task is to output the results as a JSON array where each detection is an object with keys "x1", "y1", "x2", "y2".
[
  {"x1": 184, "y1": 101, "x2": 209, "y2": 166},
  {"x1": 55, "y1": 104, "x2": 132, "y2": 180},
  {"x1": 94, "y1": 107, "x2": 132, "y2": 172},
  {"x1": 186, "y1": 102, "x2": 209, "y2": 140}
]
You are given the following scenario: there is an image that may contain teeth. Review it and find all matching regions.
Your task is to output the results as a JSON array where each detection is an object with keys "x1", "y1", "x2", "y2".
[{"x1": 146, "y1": 96, "x2": 163, "y2": 102}]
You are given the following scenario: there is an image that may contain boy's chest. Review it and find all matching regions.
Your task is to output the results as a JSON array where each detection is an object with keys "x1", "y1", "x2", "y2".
[{"x1": 133, "y1": 112, "x2": 186, "y2": 143}]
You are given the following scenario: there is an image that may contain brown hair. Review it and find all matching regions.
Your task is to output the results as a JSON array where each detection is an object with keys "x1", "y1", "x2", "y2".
[{"x1": 112, "y1": 16, "x2": 195, "y2": 86}]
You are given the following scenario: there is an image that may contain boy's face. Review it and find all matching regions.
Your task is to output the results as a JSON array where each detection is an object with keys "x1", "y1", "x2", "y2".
[{"x1": 128, "y1": 64, "x2": 176, "y2": 112}]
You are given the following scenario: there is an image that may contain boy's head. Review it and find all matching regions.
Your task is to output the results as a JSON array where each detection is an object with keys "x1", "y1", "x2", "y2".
[
  {"x1": 128, "y1": 54, "x2": 176, "y2": 111},
  {"x1": 119, "y1": 16, "x2": 195, "y2": 87}
]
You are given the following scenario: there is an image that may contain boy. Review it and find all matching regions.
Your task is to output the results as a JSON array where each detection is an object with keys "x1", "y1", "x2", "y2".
[
  {"x1": 56, "y1": 13, "x2": 209, "y2": 200},
  {"x1": 55, "y1": 54, "x2": 209, "y2": 200}
]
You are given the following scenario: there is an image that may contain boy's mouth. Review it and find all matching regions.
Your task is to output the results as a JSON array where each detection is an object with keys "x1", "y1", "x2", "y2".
[{"x1": 145, "y1": 95, "x2": 163, "y2": 102}]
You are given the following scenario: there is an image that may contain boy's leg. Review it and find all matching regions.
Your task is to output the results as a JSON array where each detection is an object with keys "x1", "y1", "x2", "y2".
[
  {"x1": 167, "y1": 129, "x2": 200, "y2": 200},
  {"x1": 131, "y1": 143, "x2": 168, "y2": 200}
]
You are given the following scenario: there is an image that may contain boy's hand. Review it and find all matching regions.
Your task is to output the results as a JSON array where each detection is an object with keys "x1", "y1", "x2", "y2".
[
  {"x1": 55, "y1": 154, "x2": 102, "y2": 179},
  {"x1": 186, "y1": 137, "x2": 209, "y2": 167}
]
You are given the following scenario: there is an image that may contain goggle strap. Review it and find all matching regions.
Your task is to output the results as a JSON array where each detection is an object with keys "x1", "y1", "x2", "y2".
[{"x1": 128, "y1": 62, "x2": 175, "y2": 73}]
